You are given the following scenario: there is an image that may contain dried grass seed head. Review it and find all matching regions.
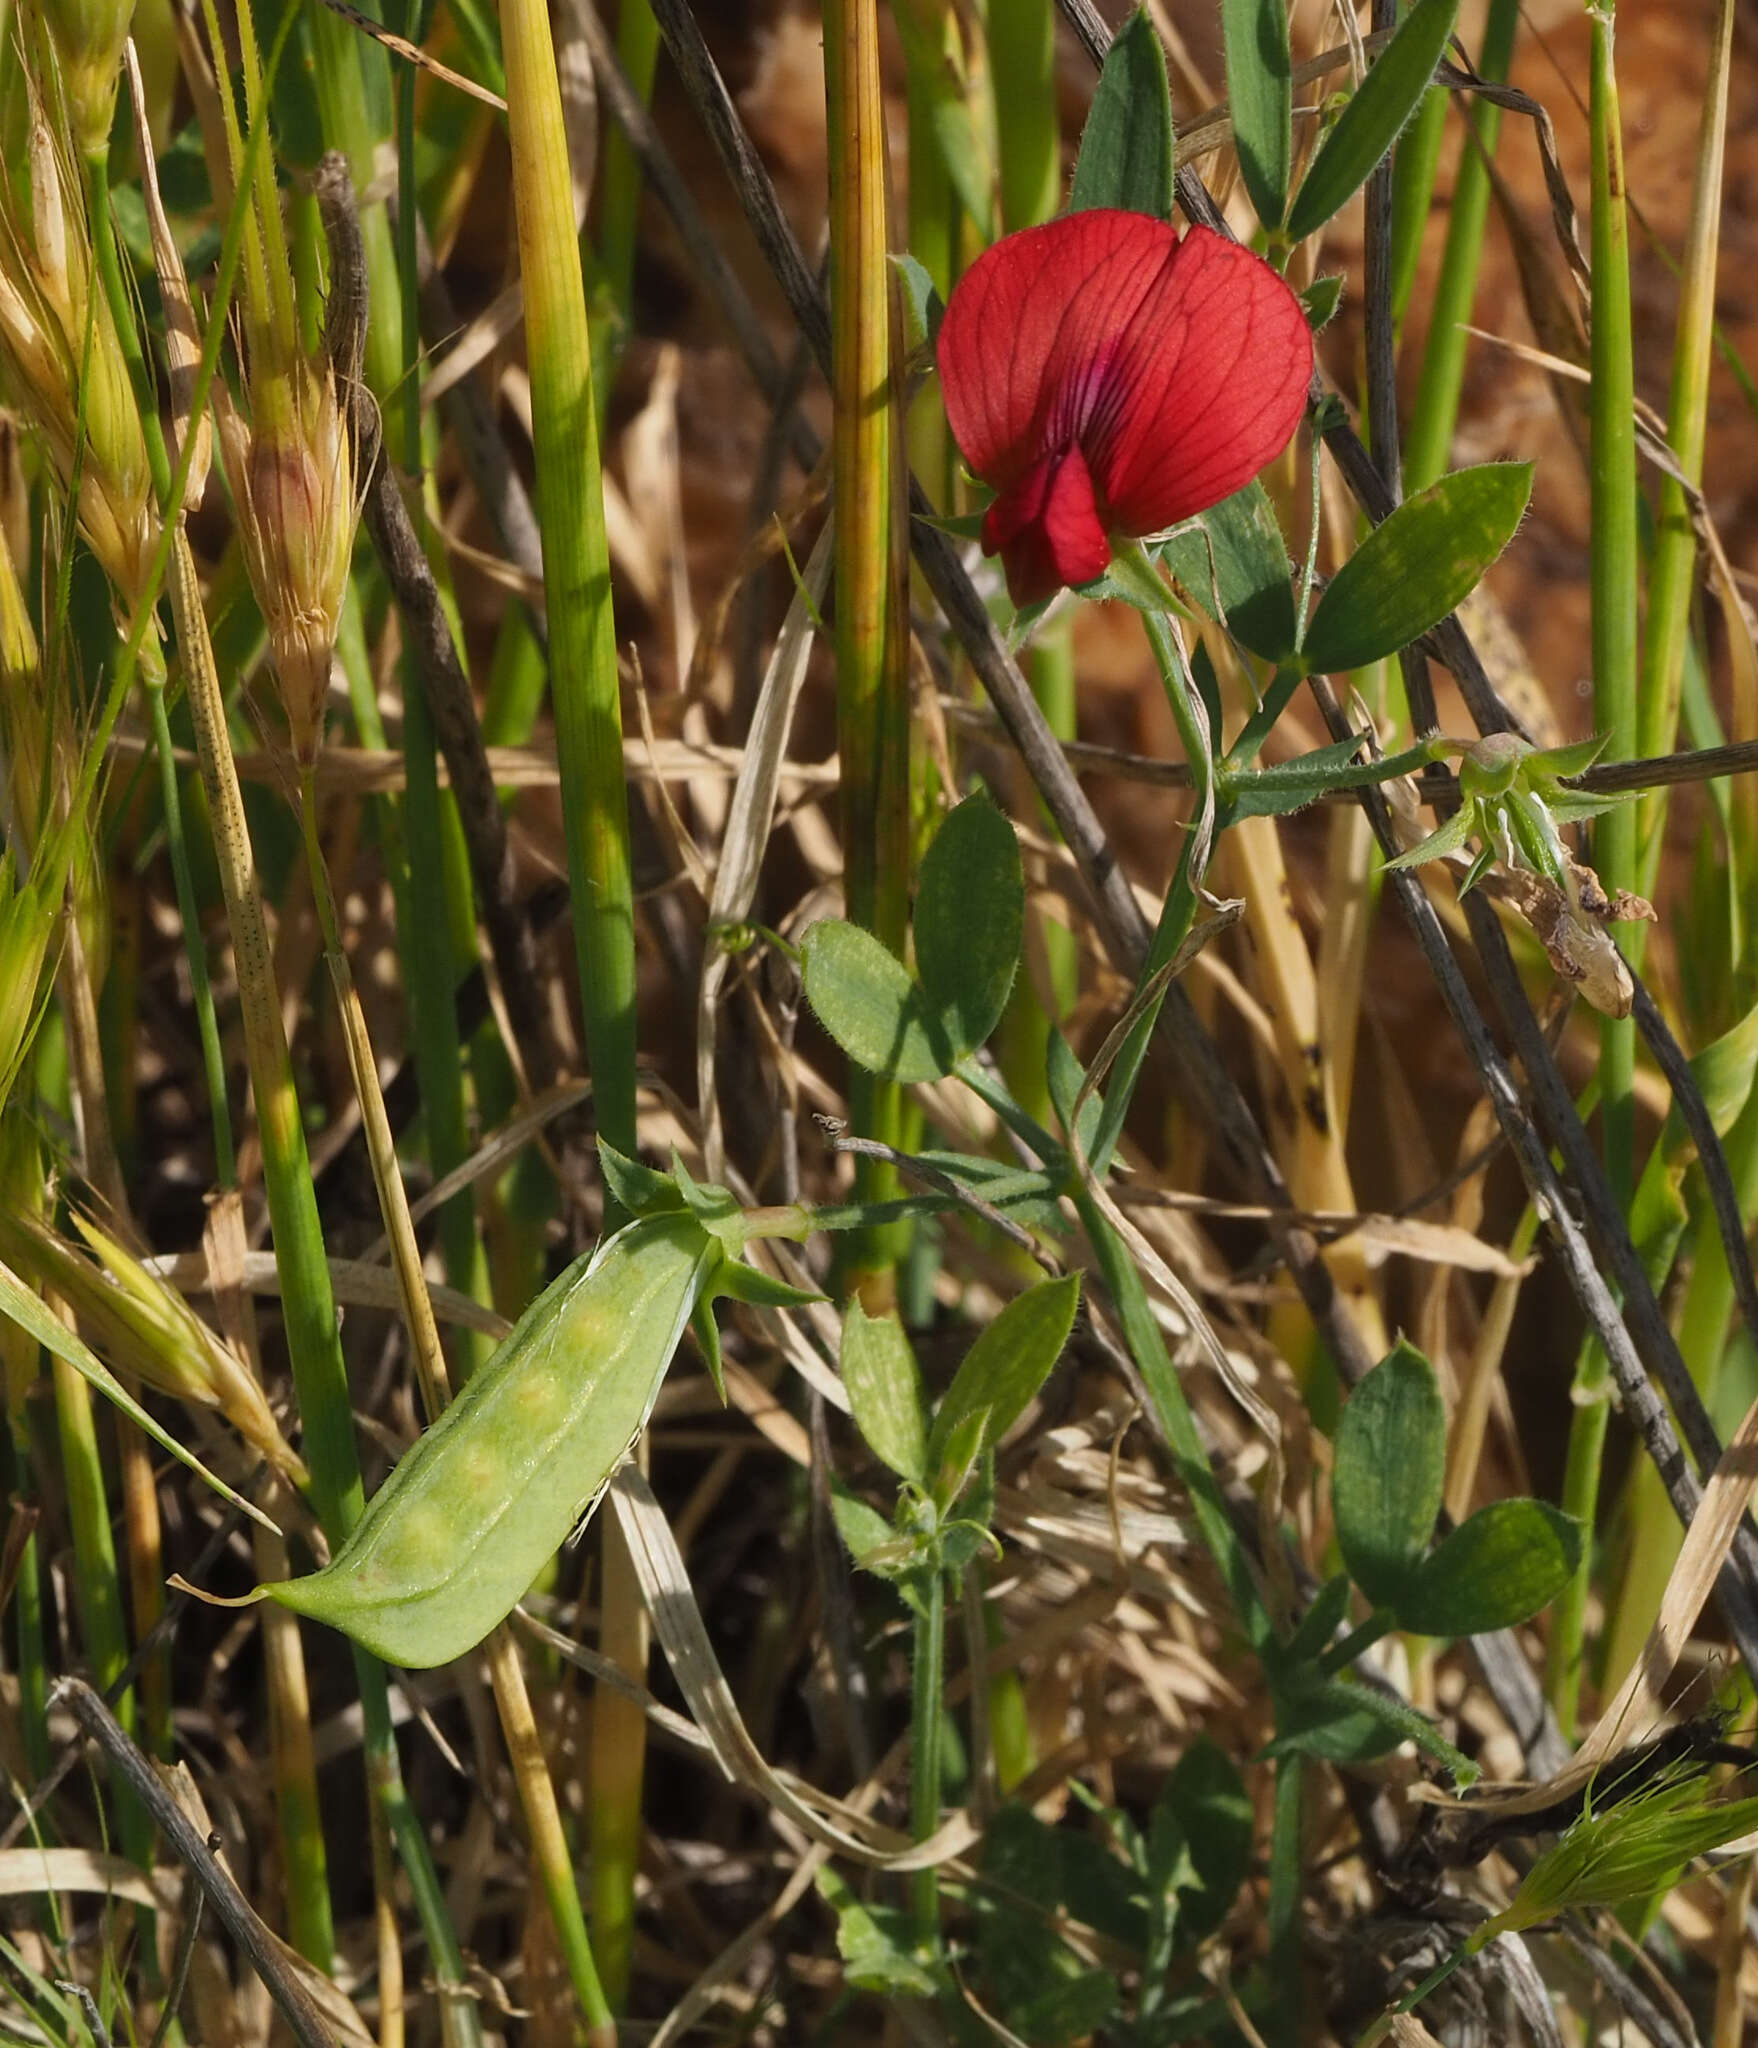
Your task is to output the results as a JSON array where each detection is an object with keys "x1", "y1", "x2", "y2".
[
  {"x1": 0, "y1": 1204, "x2": 307, "y2": 1483},
  {"x1": 217, "y1": 341, "x2": 358, "y2": 765},
  {"x1": 0, "y1": 96, "x2": 155, "y2": 597}
]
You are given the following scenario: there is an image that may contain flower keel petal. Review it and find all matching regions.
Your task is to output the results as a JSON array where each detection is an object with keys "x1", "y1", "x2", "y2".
[{"x1": 982, "y1": 443, "x2": 1110, "y2": 606}]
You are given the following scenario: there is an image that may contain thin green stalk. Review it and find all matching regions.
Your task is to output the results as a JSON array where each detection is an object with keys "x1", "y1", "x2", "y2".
[
  {"x1": 9, "y1": 1452, "x2": 49, "y2": 1784},
  {"x1": 826, "y1": 0, "x2": 912, "y2": 1296},
  {"x1": 504, "y1": 0, "x2": 637, "y2": 1169},
  {"x1": 1086, "y1": 563, "x2": 1214, "y2": 1176},
  {"x1": 992, "y1": 0, "x2": 1077, "y2": 1119},
  {"x1": 166, "y1": 528, "x2": 483, "y2": 2044},
  {"x1": 1551, "y1": 0, "x2": 1640, "y2": 1740},
  {"x1": 401, "y1": 681, "x2": 493, "y2": 1378},
  {"x1": 597, "y1": 0, "x2": 660, "y2": 331},
  {"x1": 1077, "y1": 1193, "x2": 1270, "y2": 1648},
  {"x1": 52, "y1": 1355, "x2": 152, "y2": 1868},
  {"x1": 85, "y1": 156, "x2": 236, "y2": 1188},
  {"x1": 1387, "y1": 88, "x2": 1448, "y2": 335},
  {"x1": 1586, "y1": 3, "x2": 1640, "y2": 1180},
  {"x1": 144, "y1": 654, "x2": 234, "y2": 1186},
  {"x1": 504, "y1": 0, "x2": 641, "y2": 2007},
  {"x1": 910, "y1": 1567, "x2": 947, "y2": 1942},
  {"x1": 992, "y1": 0, "x2": 1059, "y2": 234},
  {"x1": 1634, "y1": 0, "x2": 1735, "y2": 862},
  {"x1": 1267, "y1": 1755, "x2": 1305, "y2": 2047},
  {"x1": 1400, "y1": 0, "x2": 1519, "y2": 494}
]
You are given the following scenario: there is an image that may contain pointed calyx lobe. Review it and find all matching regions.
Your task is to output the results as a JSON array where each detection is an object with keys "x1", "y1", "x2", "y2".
[{"x1": 936, "y1": 211, "x2": 1313, "y2": 605}]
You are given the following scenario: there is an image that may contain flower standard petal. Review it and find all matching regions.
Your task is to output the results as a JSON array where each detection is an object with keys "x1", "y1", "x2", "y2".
[
  {"x1": 1089, "y1": 225, "x2": 1314, "y2": 534},
  {"x1": 936, "y1": 209, "x2": 1174, "y2": 491}
]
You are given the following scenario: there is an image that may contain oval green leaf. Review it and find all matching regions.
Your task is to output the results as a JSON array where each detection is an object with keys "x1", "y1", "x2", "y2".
[
  {"x1": 840, "y1": 1302, "x2": 929, "y2": 1484},
  {"x1": 1159, "y1": 481, "x2": 1299, "y2": 664},
  {"x1": 1221, "y1": 0, "x2": 1293, "y2": 229},
  {"x1": 1149, "y1": 1738, "x2": 1253, "y2": 1941},
  {"x1": 1397, "y1": 1499, "x2": 1582, "y2": 1638},
  {"x1": 1301, "y1": 461, "x2": 1531, "y2": 675},
  {"x1": 1068, "y1": 8, "x2": 1176, "y2": 220},
  {"x1": 1286, "y1": 0, "x2": 1462, "y2": 244},
  {"x1": 1273, "y1": 1677, "x2": 1476, "y2": 1780},
  {"x1": 925, "y1": 1272, "x2": 1081, "y2": 1479},
  {"x1": 1332, "y1": 1338, "x2": 1445, "y2": 1606},
  {"x1": 914, "y1": 793, "x2": 1023, "y2": 1062},
  {"x1": 801, "y1": 918, "x2": 951, "y2": 1083}
]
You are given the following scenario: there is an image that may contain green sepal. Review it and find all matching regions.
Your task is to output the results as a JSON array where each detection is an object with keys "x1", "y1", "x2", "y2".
[
  {"x1": 1380, "y1": 807, "x2": 1474, "y2": 872},
  {"x1": 713, "y1": 1260, "x2": 825, "y2": 1311},
  {"x1": 598, "y1": 1140, "x2": 686, "y2": 1217},
  {"x1": 692, "y1": 1294, "x2": 726, "y2": 1404}
]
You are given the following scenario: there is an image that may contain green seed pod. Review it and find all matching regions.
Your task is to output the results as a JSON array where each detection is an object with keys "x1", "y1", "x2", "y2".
[{"x1": 267, "y1": 1211, "x2": 723, "y2": 1666}]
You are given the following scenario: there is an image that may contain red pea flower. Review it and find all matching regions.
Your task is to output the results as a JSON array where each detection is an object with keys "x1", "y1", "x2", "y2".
[{"x1": 936, "y1": 209, "x2": 1314, "y2": 606}]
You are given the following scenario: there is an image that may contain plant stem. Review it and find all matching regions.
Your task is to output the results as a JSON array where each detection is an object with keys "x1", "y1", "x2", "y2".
[
  {"x1": 1635, "y1": 0, "x2": 1735, "y2": 864},
  {"x1": 992, "y1": 0, "x2": 1059, "y2": 235},
  {"x1": 1267, "y1": 1755, "x2": 1305, "y2": 2046},
  {"x1": 504, "y1": 0, "x2": 637, "y2": 1170},
  {"x1": 825, "y1": 0, "x2": 912, "y2": 1298},
  {"x1": 503, "y1": 0, "x2": 643, "y2": 2003},
  {"x1": 400, "y1": 677, "x2": 494, "y2": 1379},
  {"x1": 166, "y1": 527, "x2": 483, "y2": 2042},
  {"x1": 1319, "y1": 1610, "x2": 1396, "y2": 1676},
  {"x1": 1387, "y1": 87, "x2": 1448, "y2": 337},
  {"x1": 597, "y1": 0, "x2": 660, "y2": 335},
  {"x1": 1552, "y1": 0, "x2": 1640, "y2": 1739},
  {"x1": 1400, "y1": 0, "x2": 1520, "y2": 495},
  {"x1": 1086, "y1": 566, "x2": 1213, "y2": 1174},
  {"x1": 910, "y1": 1567, "x2": 947, "y2": 1943},
  {"x1": 1077, "y1": 1194, "x2": 1271, "y2": 1649}
]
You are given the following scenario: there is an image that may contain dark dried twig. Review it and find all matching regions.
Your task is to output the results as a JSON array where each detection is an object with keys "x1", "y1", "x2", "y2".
[
  {"x1": 1632, "y1": 969, "x2": 1758, "y2": 1366},
  {"x1": 1305, "y1": 674, "x2": 1758, "y2": 1672},
  {"x1": 825, "y1": 1130, "x2": 1053, "y2": 1263},
  {"x1": 54, "y1": 1678, "x2": 340, "y2": 2048},
  {"x1": 1558, "y1": 1924, "x2": 1698, "y2": 2048}
]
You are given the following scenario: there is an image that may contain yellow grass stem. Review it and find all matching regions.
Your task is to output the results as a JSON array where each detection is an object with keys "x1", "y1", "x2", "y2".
[
  {"x1": 503, "y1": 0, "x2": 636, "y2": 1167},
  {"x1": 826, "y1": 0, "x2": 912, "y2": 1301},
  {"x1": 503, "y1": 0, "x2": 643, "y2": 2000},
  {"x1": 254, "y1": 1516, "x2": 338, "y2": 1967}
]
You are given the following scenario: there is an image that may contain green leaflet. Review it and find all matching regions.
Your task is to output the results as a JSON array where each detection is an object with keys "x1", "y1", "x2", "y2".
[
  {"x1": 266, "y1": 1212, "x2": 720, "y2": 1666},
  {"x1": 1067, "y1": 8, "x2": 1176, "y2": 220},
  {"x1": 1220, "y1": 0, "x2": 1293, "y2": 229}
]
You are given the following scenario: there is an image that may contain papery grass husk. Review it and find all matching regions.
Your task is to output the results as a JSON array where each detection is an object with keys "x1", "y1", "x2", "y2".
[
  {"x1": 0, "y1": 92, "x2": 156, "y2": 600},
  {"x1": 214, "y1": 356, "x2": 359, "y2": 766},
  {"x1": 0, "y1": 1203, "x2": 306, "y2": 1484}
]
